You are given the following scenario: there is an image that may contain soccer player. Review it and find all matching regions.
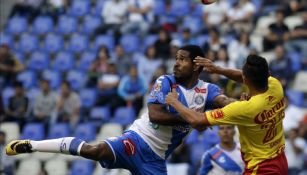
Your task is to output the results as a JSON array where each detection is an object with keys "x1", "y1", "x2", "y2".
[
  {"x1": 199, "y1": 125, "x2": 244, "y2": 175},
  {"x1": 6, "y1": 45, "x2": 234, "y2": 175},
  {"x1": 165, "y1": 54, "x2": 288, "y2": 175}
]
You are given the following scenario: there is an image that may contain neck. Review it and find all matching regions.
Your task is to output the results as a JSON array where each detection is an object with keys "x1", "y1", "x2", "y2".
[
  {"x1": 176, "y1": 75, "x2": 199, "y2": 89},
  {"x1": 220, "y1": 141, "x2": 235, "y2": 151}
]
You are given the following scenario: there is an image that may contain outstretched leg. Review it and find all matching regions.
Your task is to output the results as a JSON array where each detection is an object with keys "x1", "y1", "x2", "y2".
[{"x1": 5, "y1": 138, "x2": 114, "y2": 162}]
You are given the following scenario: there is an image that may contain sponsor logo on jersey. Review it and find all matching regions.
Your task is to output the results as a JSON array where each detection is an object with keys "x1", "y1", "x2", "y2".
[
  {"x1": 211, "y1": 109, "x2": 224, "y2": 119},
  {"x1": 122, "y1": 138, "x2": 136, "y2": 156},
  {"x1": 195, "y1": 95, "x2": 205, "y2": 105},
  {"x1": 194, "y1": 87, "x2": 206, "y2": 93}
]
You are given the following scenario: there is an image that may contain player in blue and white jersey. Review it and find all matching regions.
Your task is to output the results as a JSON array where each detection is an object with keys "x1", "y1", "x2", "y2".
[
  {"x1": 6, "y1": 45, "x2": 235, "y2": 175},
  {"x1": 199, "y1": 125, "x2": 244, "y2": 175}
]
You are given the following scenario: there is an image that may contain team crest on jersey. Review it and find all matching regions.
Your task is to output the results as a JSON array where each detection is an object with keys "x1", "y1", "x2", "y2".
[
  {"x1": 154, "y1": 82, "x2": 162, "y2": 91},
  {"x1": 211, "y1": 109, "x2": 224, "y2": 119},
  {"x1": 195, "y1": 95, "x2": 205, "y2": 105},
  {"x1": 122, "y1": 138, "x2": 136, "y2": 156}
]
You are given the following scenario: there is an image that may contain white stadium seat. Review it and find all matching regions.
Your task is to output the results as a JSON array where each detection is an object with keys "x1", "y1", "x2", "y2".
[
  {"x1": 45, "y1": 158, "x2": 68, "y2": 175},
  {"x1": 96, "y1": 123, "x2": 123, "y2": 141},
  {"x1": 293, "y1": 71, "x2": 307, "y2": 92},
  {"x1": 0, "y1": 122, "x2": 20, "y2": 142},
  {"x1": 285, "y1": 15, "x2": 303, "y2": 30},
  {"x1": 16, "y1": 158, "x2": 41, "y2": 175}
]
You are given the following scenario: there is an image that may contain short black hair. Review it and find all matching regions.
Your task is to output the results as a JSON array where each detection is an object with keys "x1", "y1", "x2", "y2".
[
  {"x1": 243, "y1": 54, "x2": 269, "y2": 90},
  {"x1": 14, "y1": 81, "x2": 23, "y2": 88},
  {"x1": 61, "y1": 81, "x2": 71, "y2": 89},
  {"x1": 179, "y1": 45, "x2": 204, "y2": 61}
]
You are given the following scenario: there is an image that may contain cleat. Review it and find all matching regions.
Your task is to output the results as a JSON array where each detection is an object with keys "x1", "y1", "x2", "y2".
[{"x1": 6, "y1": 140, "x2": 33, "y2": 156}]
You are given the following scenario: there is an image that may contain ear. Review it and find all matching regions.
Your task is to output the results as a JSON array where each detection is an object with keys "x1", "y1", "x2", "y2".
[{"x1": 193, "y1": 64, "x2": 200, "y2": 72}]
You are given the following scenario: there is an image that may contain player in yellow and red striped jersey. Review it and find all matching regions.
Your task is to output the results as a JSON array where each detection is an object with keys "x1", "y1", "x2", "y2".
[{"x1": 165, "y1": 54, "x2": 288, "y2": 175}]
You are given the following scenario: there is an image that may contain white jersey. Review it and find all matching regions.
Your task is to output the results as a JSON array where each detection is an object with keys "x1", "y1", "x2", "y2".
[{"x1": 129, "y1": 75, "x2": 221, "y2": 159}]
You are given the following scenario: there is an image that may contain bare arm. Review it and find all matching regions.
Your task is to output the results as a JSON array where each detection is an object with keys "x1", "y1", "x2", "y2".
[
  {"x1": 212, "y1": 94, "x2": 236, "y2": 108},
  {"x1": 194, "y1": 57, "x2": 243, "y2": 83},
  {"x1": 148, "y1": 103, "x2": 187, "y2": 126}
]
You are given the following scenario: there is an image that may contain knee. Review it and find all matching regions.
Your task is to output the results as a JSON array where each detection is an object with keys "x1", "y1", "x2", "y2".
[{"x1": 81, "y1": 142, "x2": 113, "y2": 161}]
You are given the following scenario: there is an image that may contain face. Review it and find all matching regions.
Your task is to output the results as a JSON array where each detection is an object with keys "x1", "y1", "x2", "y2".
[
  {"x1": 217, "y1": 49, "x2": 228, "y2": 62},
  {"x1": 173, "y1": 50, "x2": 194, "y2": 79},
  {"x1": 275, "y1": 46, "x2": 284, "y2": 59},
  {"x1": 218, "y1": 125, "x2": 235, "y2": 144},
  {"x1": 40, "y1": 81, "x2": 49, "y2": 92},
  {"x1": 183, "y1": 31, "x2": 190, "y2": 39},
  {"x1": 115, "y1": 45, "x2": 124, "y2": 57},
  {"x1": 147, "y1": 46, "x2": 156, "y2": 58},
  {"x1": 15, "y1": 86, "x2": 23, "y2": 96},
  {"x1": 276, "y1": 12, "x2": 284, "y2": 23},
  {"x1": 129, "y1": 66, "x2": 138, "y2": 78},
  {"x1": 61, "y1": 83, "x2": 70, "y2": 96},
  {"x1": 159, "y1": 30, "x2": 168, "y2": 41}
]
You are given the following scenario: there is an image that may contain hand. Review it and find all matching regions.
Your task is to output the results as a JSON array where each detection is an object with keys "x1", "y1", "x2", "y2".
[
  {"x1": 240, "y1": 92, "x2": 251, "y2": 101},
  {"x1": 194, "y1": 56, "x2": 219, "y2": 74},
  {"x1": 165, "y1": 88, "x2": 179, "y2": 106}
]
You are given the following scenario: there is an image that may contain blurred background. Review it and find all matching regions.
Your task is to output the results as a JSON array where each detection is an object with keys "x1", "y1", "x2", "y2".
[{"x1": 0, "y1": 0, "x2": 307, "y2": 175}]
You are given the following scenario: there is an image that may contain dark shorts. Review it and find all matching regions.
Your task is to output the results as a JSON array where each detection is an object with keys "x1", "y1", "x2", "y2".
[
  {"x1": 99, "y1": 130, "x2": 167, "y2": 175},
  {"x1": 243, "y1": 152, "x2": 288, "y2": 175}
]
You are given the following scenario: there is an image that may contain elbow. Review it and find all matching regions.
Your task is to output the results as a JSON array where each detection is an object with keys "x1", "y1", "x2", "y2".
[
  {"x1": 148, "y1": 111, "x2": 159, "y2": 124},
  {"x1": 190, "y1": 119, "x2": 207, "y2": 132}
]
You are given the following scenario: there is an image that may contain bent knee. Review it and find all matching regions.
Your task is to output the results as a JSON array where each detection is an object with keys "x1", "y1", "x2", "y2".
[{"x1": 81, "y1": 142, "x2": 114, "y2": 161}]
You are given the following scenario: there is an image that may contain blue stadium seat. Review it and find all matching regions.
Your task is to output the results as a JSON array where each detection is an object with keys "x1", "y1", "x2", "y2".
[
  {"x1": 120, "y1": 34, "x2": 140, "y2": 53},
  {"x1": 190, "y1": 143, "x2": 206, "y2": 166},
  {"x1": 81, "y1": 15, "x2": 102, "y2": 34},
  {"x1": 70, "y1": 160, "x2": 95, "y2": 175},
  {"x1": 26, "y1": 87, "x2": 40, "y2": 102},
  {"x1": 20, "y1": 123, "x2": 45, "y2": 140},
  {"x1": 286, "y1": 89, "x2": 304, "y2": 107},
  {"x1": 2, "y1": 87, "x2": 15, "y2": 108},
  {"x1": 196, "y1": 35, "x2": 209, "y2": 46},
  {"x1": 202, "y1": 127, "x2": 220, "y2": 150},
  {"x1": 0, "y1": 33, "x2": 13, "y2": 47},
  {"x1": 68, "y1": 34, "x2": 89, "y2": 53},
  {"x1": 17, "y1": 71, "x2": 37, "y2": 89},
  {"x1": 18, "y1": 34, "x2": 38, "y2": 53},
  {"x1": 93, "y1": 35, "x2": 114, "y2": 51},
  {"x1": 32, "y1": 16, "x2": 54, "y2": 35},
  {"x1": 42, "y1": 70, "x2": 62, "y2": 89},
  {"x1": 53, "y1": 52, "x2": 74, "y2": 72},
  {"x1": 56, "y1": 15, "x2": 78, "y2": 35},
  {"x1": 182, "y1": 16, "x2": 202, "y2": 34},
  {"x1": 111, "y1": 107, "x2": 136, "y2": 125},
  {"x1": 143, "y1": 35, "x2": 158, "y2": 49},
  {"x1": 288, "y1": 52, "x2": 302, "y2": 73},
  {"x1": 89, "y1": 106, "x2": 111, "y2": 121},
  {"x1": 48, "y1": 123, "x2": 71, "y2": 139},
  {"x1": 66, "y1": 70, "x2": 86, "y2": 91},
  {"x1": 171, "y1": 0, "x2": 190, "y2": 17},
  {"x1": 184, "y1": 130, "x2": 200, "y2": 145},
  {"x1": 94, "y1": 0, "x2": 105, "y2": 16},
  {"x1": 6, "y1": 17, "x2": 28, "y2": 35},
  {"x1": 78, "y1": 51, "x2": 96, "y2": 71},
  {"x1": 74, "y1": 123, "x2": 96, "y2": 142},
  {"x1": 190, "y1": 3, "x2": 203, "y2": 17},
  {"x1": 13, "y1": 51, "x2": 25, "y2": 63},
  {"x1": 69, "y1": 0, "x2": 91, "y2": 17},
  {"x1": 28, "y1": 51, "x2": 50, "y2": 71},
  {"x1": 43, "y1": 33, "x2": 64, "y2": 53},
  {"x1": 80, "y1": 89, "x2": 97, "y2": 108},
  {"x1": 154, "y1": 0, "x2": 165, "y2": 15}
]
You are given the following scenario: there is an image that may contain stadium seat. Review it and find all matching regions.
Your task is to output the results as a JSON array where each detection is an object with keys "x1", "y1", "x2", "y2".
[
  {"x1": 18, "y1": 33, "x2": 38, "y2": 53},
  {"x1": 288, "y1": 52, "x2": 302, "y2": 73},
  {"x1": 82, "y1": 15, "x2": 103, "y2": 34},
  {"x1": 285, "y1": 15, "x2": 303, "y2": 30},
  {"x1": 78, "y1": 51, "x2": 96, "y2": 71},
  {"x1": 0, "y1": 33, "x2": 13, "y2": 47},
  {"x1": 48, "y1": 123, "x2": 71, "y2": 139},
  {"x1": 182, "y1": 16, "x2": 202, "y2": 34},
  {"x1": 44, "y1": 33, "x2": 64, "y2": 53},
  {"x1": 96, "y1": 123, "x2": 123, "y2": 141},
  {"x1": 80, "y1": 89, "x2": 97, "y2": 108},
  {"x1": 69, "y1": 0, "x2": 91, "y2": 17},
  {"x1": 167, "y1": 163, "x2": 189, "y2": 175},
  {"x1": 28, "y1": 51, "x2": 50, "y2": 71},
  {"x1": 32, "y1": 16, "x2": 54, "y2": 35},
  {"x1": 154, "y1": 0, "x2": 165, "y2": 16},
  {"x1": 293, "y1": 71, "x2": 307, "y2": 92},
  {"x1": 70, "y1": 160, "x2": 95, "y2": 175},
  {"x1": 45, "y1": 158, "x2": 68, "y2": 175},
  {"x1": 16, "y1": 158, "x2": 41, "y2": 175},
  {"x1": 189, "y1": 143, "x2": 206, "y2": 166},
  {"x1": 170, "y1": 0, "x2": 190, "y2": 17},
  {"x1": 94, "y1": 0, "x2": 105, "y2": 16},
  {"x1": 286, "y1": 89, "x2": 304, "y2": 107},
  {"x1": 120, "y1": 34, "x2": 140, "y2": 53},
  {"x1": 202, "y1": 127, "x2": 220, "y2": 150},
  {"x1": 2, "y1": 87, "x2": 15, "y2": 108},
  {"x1": 196, "y1": 34, "x2": 209, "y2": 46},
  {"x1": 68, "y1": 34, "x2": 89, "y2": 53},
  {"x1": 66, "y1": 70, "x2": 87, "y2": 90},
  {"x1": 0, "y1": 122, "x2": 20, "y2": 142},
  {"x1": 56, "y1": 15, "x2": 78, "y2": 35},
  {"x1": 143, "y1": 35, "x2": 158, "y2": 49},
  {"x1": 254, "y1": 15, "x2": 275, "y2": 36},
  {"x1": 93, "y1": 35, "x2": 115, "y2": 51},
  {"x1": 20, "y1": 123, "x2": 45, "y2": 140},
  {"x1": 17, "y1": 70, "x2": 37, "y2": 89},
  {"x1": 111, "y1": 107, "x2": 136, "y2": 125},
  {"x1": 53, "y1": 51, "x2": 74, "y2": 72},
  {"x1": 74, "y1": 123, "x2": 96, "y2": 142},
  {"x1": 32, "y1": 152, "x2": 57, "y2": 161},
  {"x1": 26, "y1": 87, "x2": 40, "y2": 102},
  {"x1": 13, "y1": 50, "x2": 25, "y2": 63},
  {"x1": 6, "y1": 17, "x2": 28, "y2": 35},
  {"x1": 89, "y1": 106, "x2": 111, "y2": 121},
  {"x1": 42, "y1": 70, "x2": 62, "y2": 89}
]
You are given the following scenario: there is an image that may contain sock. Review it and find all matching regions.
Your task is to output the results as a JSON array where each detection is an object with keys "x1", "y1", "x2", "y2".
[{"x1": 30, "y1": 137, "x2": 85, "y2": 156}]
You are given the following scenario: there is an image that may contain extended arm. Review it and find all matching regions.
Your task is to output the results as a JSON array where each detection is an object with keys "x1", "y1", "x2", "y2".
[
  {"x1": 148, "y1": 104, "x2": 187, "y2": 126},
  {"x1": 194, "y1": 57, "x2": 243, "y2": 83}
]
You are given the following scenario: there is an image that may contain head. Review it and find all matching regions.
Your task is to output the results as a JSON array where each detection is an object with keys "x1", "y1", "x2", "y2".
[
  {"x1": 302, "y1": 12, "x2": 307, "y2": 23},
  {"x1": 106, "y1": 62, "x2": 117, "y2": 74},
  {"x1": 242, "y1": 55, "x2": 269, "y2": 91},
  {"x1": 173, "y1": 45, "x2": 205, "y2": 80},
  {"x1": 14, "y1": 81, "x2": 24, "y2": 96},
  {"x1": 129, "y1": 65, "x2": 138, "y2": 79},
  {"x1": 158, "y1": 29, "x2": 170, "y2": 42},
  {"x1": 0, "y1": 44, "x2": 10, "y2": 60},
  {"x1": 40, "y1": 79, "x2": 50, "y2": 93},
  {"x1": 275, "y1": 45, "x2": 285, "y2": 59},
  {"x1": 145, "y1": 45, "x2": 156, "y2": 59},
  {"x1": 276, "y1": 10, "x2": 285, "y2": 24},
  {"x1": 209, "y1": 28, "x2": 220, "y2": 41},
  {"x1": 0, "y1": 131, "x2": 5, "y2": 145},
  {"x1": 115, "y1": 45, "x2": 125, "y2": 58},
  {"x1": 182, "y1": 28, "x2": 191, "y2": 40},
  {"x1": 218, "y1": 125, "x2": 235, "y2": 144},
  {"x1": 97, "y1": 45, "x2": 110, "y2": 60},
  {"x1": 217, "y1": 47, "x2": 229, "y2": 62},
  {"x1": 61, "y1": 81, "x2": 71, "y2": 97},
  {"x1": 239, "y1": 32, "x2": 250, "y2": 45}
]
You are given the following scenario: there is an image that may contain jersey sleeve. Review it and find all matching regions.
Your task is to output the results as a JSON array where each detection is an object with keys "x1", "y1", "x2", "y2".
[
  {"x1": 205, "y1": 101, "x2": 249, "y2": 126},
  {"x1": 147, "y1": 75, "x2": 171, "y2": 105},
  {"x1": 205, "y1": 83, "x2": 222, "y2": 109},
  {"x1": 199, "y1": 152, "x2": 212, "y2": 175}
]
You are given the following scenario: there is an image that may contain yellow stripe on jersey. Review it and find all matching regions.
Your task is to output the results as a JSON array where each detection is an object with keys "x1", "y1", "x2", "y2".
[{"x1": 205, "y1": 76, "x2": 286, "y2": 169}]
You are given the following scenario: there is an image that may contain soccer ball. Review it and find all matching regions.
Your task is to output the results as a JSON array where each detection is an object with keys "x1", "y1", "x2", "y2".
[{"x1": 200, "y1": 0, "x2": 217, "y2": 5}]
